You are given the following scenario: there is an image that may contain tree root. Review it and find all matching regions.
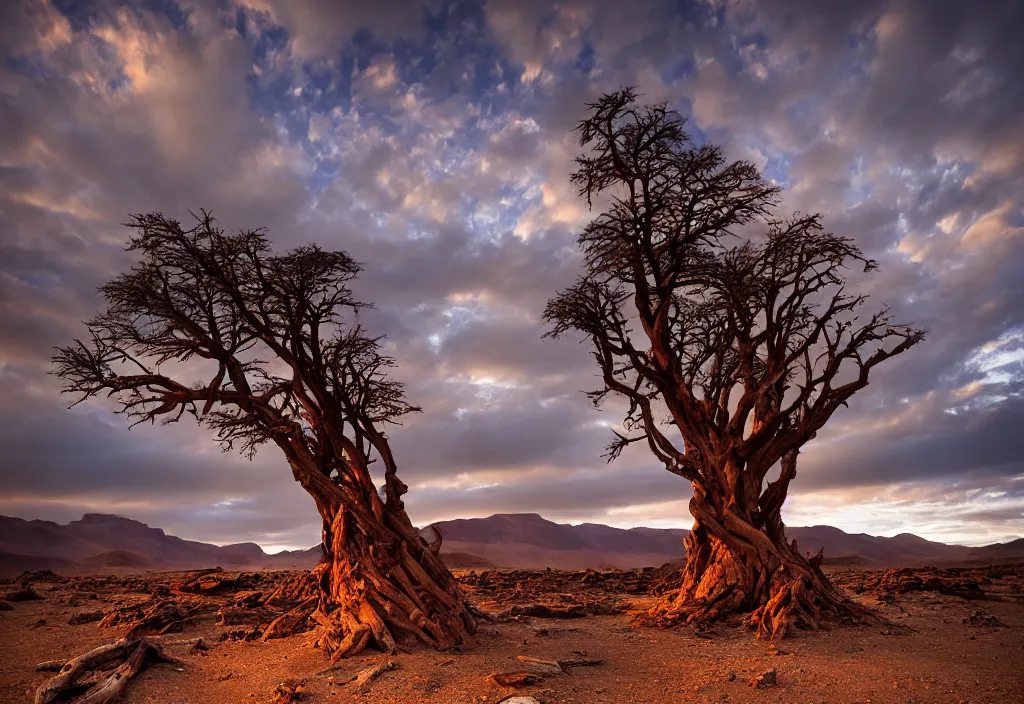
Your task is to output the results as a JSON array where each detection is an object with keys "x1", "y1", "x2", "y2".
[
  {"x1": 744, "y1": 573, "x2": 881, "y2": 640},
  {"x1": 34, "y1": 637, "x2": 181, "y2": 704},
  {"x1": 642, "y1": 566, "x2": 888, "y2": 641},
  {"x1": 261, "y1": 596, "x2": 318, "y2": 642}
]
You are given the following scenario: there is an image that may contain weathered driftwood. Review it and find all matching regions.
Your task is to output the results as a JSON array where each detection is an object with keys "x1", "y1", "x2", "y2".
[
  {"x1": 35, "y1": 660, "x2": 66, "y2": 673},
  {"x1": 99, "y1": 597, "x2": 209, "y2": 637},
  {"x1": 351, "y1": 659, "x2": 395, "y2": 692},
  {"x1": 34, "y1": 637, "x2": 181, "y2": 704}
]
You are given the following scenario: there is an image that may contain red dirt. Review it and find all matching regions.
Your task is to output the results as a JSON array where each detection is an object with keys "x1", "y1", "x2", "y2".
[{"x1": 1, "y1": 565, "x2": 1021, "y2": 703}]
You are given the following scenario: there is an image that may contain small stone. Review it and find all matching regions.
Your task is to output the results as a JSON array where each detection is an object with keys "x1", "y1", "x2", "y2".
[
  {"x1": 516, "y1": 656, "x2": 563, "y2": 675},
  {"x1": 489, "y1": 672, "x2": 543, "y2": 688},
  {"x1": 68, "y1": 610, "x2": 103, "y2": 625},
  {"x1": 750, "y1": 668, "x2": 777, "y2": 688},
  {"x1": 498, "y1": 698, "x2": 541, "y2": 704},
  {"x1": 727, "y1": 671, "x2": 736, "y2": 681}
]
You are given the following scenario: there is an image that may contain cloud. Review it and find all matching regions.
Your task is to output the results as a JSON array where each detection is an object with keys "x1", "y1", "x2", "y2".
[{"x1": 0, "y1": 0, "x2": 1021, "y2": 549}]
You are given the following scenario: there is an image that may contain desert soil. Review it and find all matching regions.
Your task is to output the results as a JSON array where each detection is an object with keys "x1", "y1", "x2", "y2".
[{"x1": 1, "y1": 566, "x2": 1022, "y2": 704}]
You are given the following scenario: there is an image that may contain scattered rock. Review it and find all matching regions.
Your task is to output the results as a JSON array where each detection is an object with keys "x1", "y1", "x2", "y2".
[
  {"x1": 189, "y1": 638, "x2": 209, "y2": 654},
  {"x1": 749, "y1": 668, "x2": 777, "y2": 688},
  {"x1": 964, "y1": 610, "x2": 1003, "y2": 627},
  {"x1": 501, "y1": 603, "x2": 588, "y2": 619},
  {"x1": 219, "y1": 625, "x2": 263, "y2": 642},
  {"x1": 5, "y1": 585, "x2": 43, "y2": 602},
  {"x1": 14, "y1": 570, "x2": 65, "y2": 584},
  {"x1": 271, "y1": 679, "x2": 305, "y2": 703},
  {"x1": 516, "y1": 656, "x2": 563, "y2": 675},
  {"x1": 68, "y1": 610, "x2": 104, "y2": 625},
  {"x1": 497, "y1": 697, "x2": 541, "y2": 704},
  {"x1": 489, "y1": 672, "x2": 544, "y2": 688},
  {"x1": 835, "y1": 567, "x2": 987, "y2": 600}
]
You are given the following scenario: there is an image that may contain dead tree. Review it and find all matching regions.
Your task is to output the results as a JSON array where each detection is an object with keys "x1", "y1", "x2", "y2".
[
  {"x1": 544, "y1": 90, "x2": 924, "y2": 639},
  {"x1": 54, "y1": 213, "x2": 476, "y2": 658}
]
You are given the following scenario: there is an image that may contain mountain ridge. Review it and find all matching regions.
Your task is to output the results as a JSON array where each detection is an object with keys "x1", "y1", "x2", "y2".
[{"x1": 0, "y1": 512, "x2": 1020, "y2": 577}]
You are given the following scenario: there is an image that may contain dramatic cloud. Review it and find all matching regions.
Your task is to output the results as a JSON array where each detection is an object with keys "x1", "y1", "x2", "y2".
[{"x1": 1, "y1": 0, "x2": 1021, "y2": 548}]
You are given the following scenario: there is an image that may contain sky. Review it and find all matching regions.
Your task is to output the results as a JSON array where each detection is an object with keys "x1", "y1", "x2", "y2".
[{"x1": 1, "y1": 0, "x2": 1022, "y2": 551}]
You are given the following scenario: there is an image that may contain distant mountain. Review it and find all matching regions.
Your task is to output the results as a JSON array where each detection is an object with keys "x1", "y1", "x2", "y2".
[
  {"x1": 966, "y1": 537, "x2": 1024, "y2": 563},
  {"x1": 1, "y1": 512, "x2": 1020, "y2": 577},
  {"x1": 426, "y1": 514, "x2": 1024, "y2": 570},
  {"x1": 785, "y1": 525, "x2": 974, "y2": 566},
  {"x1": 0, "y1": 514, "x2": 318, "y2": 578},
  {"x1": 426, "y1": 513, "x2": 688, "y2": 569}
]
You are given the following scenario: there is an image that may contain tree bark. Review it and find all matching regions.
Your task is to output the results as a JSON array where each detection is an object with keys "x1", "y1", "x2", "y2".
[
  {"x1": 307, "y1": 505, "x2": 477, "y2": 660},
  {"x1": 271, "y1": 439, "x2": 477, "y2": 660},
  {"x1": 640, "y1": 495, "x2": 876, "y2": 640}
]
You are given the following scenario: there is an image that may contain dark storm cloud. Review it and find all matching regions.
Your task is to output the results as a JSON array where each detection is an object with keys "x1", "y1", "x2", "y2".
[{"x1": 0, "y1": 0, "x2": 1021, "y2": 548}]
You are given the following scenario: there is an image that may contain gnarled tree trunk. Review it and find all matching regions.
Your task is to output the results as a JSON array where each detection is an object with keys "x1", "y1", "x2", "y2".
[
  {"x1": 309, "y1": 505, "x2": 477, "y2": 659},
  {"x1": 640, "y1": 489, "x2": 876, "y2": 640},
  {"x1": 273, "y1": 438, "x2": 477, "y2": 661}
]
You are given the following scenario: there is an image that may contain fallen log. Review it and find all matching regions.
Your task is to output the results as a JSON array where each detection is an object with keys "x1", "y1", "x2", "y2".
[{"x1": 34, "y1": 637, "x2": 181, "y2": 704}]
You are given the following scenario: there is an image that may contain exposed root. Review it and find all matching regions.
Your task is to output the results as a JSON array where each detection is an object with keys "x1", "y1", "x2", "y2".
[
  {"x1": 744, "y1": 571, "x2": 879, "y2": 640},
  {"x1": 638, "y1": 517, "x2": 886, "y2": 640},
  {"x1": 261, "y1": 596, "x2": 318, "y2": 642},
  {"x1": 263, "y1": 570, "x2": 319, "y2": 607},
  {"x1": 33, "y1": 637, "x2": 181, "y2": 704}
]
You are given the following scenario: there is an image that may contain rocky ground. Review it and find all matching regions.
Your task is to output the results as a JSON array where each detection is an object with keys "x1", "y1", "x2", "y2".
[{"x1": 1, "y1": 564, "x2": 1021, "y2": 704}]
